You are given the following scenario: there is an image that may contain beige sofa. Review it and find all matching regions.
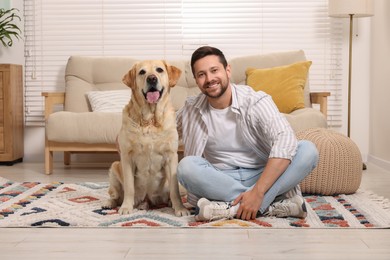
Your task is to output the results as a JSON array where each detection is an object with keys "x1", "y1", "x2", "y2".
[{"x1": 42, "y1": 50, "x2": 329, "y2": 174}]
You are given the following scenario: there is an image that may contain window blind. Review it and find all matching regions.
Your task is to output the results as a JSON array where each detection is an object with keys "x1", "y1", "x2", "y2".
[{"x1": 24, "y1": 0, "x2": 343, "y2": 127}]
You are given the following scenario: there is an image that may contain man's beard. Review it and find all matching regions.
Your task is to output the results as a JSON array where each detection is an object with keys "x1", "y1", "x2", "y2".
[{"x1": 203, "y1": 80, "x2": 228, "y2": 99}]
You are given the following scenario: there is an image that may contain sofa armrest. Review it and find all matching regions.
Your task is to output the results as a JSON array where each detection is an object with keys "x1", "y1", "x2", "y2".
[
  {"x1": 310, "y1": 92, "x2": 330, "y2": 117},
  {"x1": 41, "y1": 92, "x2": 65, "y2": 120}
]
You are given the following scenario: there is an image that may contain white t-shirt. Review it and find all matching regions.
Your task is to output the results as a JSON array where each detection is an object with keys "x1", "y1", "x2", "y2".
[{"x1": 203, "y1": 104, "x2": 262, "y2": 170}]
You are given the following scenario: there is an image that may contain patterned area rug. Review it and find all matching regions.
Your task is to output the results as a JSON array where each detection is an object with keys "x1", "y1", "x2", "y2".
[{"x1": 1, "y1": 177, "x2": 389, "y2": 228}]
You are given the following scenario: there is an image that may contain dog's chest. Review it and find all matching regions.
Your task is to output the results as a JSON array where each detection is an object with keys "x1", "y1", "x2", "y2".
[{"x1": 128, "y1": 129, "x2": 177, "y2": 169}]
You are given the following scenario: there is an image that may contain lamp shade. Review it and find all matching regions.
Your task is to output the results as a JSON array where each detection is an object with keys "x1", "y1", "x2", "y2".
[{"x1": 329, "y1": 0, "x2": 374, "y2": 18}]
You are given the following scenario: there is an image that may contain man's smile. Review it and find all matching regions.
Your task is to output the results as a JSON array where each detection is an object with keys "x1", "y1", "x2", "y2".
[{"x1": 205, "y1": 81, "x2": 220, "y2": 89}]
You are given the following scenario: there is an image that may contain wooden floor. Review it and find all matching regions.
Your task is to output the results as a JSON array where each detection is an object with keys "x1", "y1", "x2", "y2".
[{"x1": 0, "y1": 161, "x2": 389, "y2": 259}]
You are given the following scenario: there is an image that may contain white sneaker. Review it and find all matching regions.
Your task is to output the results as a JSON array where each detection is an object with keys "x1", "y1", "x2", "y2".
[
  {"x1": 274, "y1": 185, "x2": 303, "y2": 202},
  {"x1": 195, "y1": 198, "x2": 239, "y2": 222},
  {"x1": 284, "y1": 185, "x2": 303, "y2": 199},
  {"x1": 265, "y1": 194, "x2": 307, "y2": 219}
]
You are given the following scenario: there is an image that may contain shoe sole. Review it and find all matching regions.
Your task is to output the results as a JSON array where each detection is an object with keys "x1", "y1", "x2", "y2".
[
  {"x1": 195, "y1": 198, "x2": 211, "y2": 221},
  {"x1": 289, "y1": 195, "x2": 308, "y2": 219},
  {"x1": 300, "y1": 201, "x2": 308, "y2": 218}
]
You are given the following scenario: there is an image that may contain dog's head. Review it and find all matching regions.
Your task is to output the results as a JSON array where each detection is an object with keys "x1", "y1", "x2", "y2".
[{"x1": 122, "y1": 60, "x2": 181, "y2": 104}]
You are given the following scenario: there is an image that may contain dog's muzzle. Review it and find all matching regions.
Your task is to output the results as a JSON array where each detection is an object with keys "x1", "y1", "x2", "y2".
[{"x1": 143, "y1": 75, "x2": 164, "y2": 104}]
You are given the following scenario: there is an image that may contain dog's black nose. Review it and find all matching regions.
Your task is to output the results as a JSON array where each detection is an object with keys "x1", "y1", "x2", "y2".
[{"x1": 147, "y1": 75, "x2": 157, "y2": 85}]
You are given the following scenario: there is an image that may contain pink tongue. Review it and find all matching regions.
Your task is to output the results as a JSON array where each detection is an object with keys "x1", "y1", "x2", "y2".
[{"x1": 146, "y1": 91, "x2": 160, "y2": 103}]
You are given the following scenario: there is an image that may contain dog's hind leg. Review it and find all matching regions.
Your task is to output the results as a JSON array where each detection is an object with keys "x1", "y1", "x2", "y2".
[{"x1": 103, "y1": 161, "x2": 124, "y2": 209}]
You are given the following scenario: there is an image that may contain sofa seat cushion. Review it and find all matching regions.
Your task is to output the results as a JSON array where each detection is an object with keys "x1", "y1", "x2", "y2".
[
  {"x1": 47, "y1": 112, "x2": 121, "y2": 143},
  {"x1": 284, "y1": 108, "x2": 327, "y2": 133},
  {"x1": 47, "y1": 109, "x2": 326, "y2": 143}
]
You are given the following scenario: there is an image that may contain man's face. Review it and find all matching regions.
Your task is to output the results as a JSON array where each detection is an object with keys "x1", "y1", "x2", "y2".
[{"x1": 193, "y1": 55, "x2": 231, "y2": 99}]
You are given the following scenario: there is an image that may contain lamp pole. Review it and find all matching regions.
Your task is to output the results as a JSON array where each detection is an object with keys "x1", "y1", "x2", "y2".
[{"x1": 347, "y1": 14, "x2": 353, "y2": 138}]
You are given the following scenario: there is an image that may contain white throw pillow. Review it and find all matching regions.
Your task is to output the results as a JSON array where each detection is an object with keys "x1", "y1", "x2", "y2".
[{"x1": 87, "y1": 89, "x2": 132, "y2": 112}]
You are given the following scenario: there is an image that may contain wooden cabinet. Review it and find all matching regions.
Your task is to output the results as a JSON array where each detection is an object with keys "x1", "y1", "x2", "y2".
[{"x1": 0, "y1": 64, "x2": 24, "y2": 165}]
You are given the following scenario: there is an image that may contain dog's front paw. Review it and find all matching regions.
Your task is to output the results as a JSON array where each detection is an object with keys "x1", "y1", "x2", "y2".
[
  {"x1": 102, "y1": 199, "x2": 117, "y2": 209},
  {"x1": 118, "y1": 205, "x2": 134, "y2": 215},
  {"x1": 174, "y1": 206, "x2": 191, "y2": 217}
]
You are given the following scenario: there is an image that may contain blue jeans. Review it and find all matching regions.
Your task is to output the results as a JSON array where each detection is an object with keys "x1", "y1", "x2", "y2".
[{"x1": 177, "y1": 140, "x2": 318, "y2": 213}]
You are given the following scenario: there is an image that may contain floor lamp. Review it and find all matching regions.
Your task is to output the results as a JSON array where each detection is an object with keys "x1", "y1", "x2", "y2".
[
  {"x1": 328, "y1": 0, "x2": 374, "y2": 138},
  {"x1": 328, "y1": 0, "x2": 374, "y2": 170}
]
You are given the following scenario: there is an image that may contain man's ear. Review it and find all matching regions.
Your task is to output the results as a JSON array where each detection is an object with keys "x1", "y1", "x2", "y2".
[
  {"x1": 164, "y1": 61, "x2": 182, "y2": 88},
  {"x1": 225, "y1": 64, "x2": 232, "y2": 80},
  {"x1": 122, "y1": 63, "x2": 138, "y2": 89}
]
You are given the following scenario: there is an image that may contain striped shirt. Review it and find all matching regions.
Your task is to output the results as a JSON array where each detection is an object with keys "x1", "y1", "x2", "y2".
[{"x1": 176, "y1": 84, "x2": 298, "y2": 166}]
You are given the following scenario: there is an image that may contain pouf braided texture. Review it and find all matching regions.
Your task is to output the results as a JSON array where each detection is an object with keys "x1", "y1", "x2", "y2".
[{"x1": 296, "y1": 128, "x2": 362, "y2": 195}]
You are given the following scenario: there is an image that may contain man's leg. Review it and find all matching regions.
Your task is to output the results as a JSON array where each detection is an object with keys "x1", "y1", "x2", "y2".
[
  {"x1": 177, "y1": 140, "x2": 318, "y2": 220},
  {"x1": 259, "y1": 140, "x2": 318, "y2": 213},
  {"x1": 177, "y1": 156, "x2": 260, "y2": 203},
  {"x1": 193, "y1": 140, "x2": 318, "y2": 220}
]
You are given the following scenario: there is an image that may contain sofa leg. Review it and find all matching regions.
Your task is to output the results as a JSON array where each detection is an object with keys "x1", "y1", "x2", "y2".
[
  {"x1": 45, "y1": 149, "x2": 53, "y2": 175},
  {"x1": 64, "y1": 152, "x2": 71, "y2": 165}
]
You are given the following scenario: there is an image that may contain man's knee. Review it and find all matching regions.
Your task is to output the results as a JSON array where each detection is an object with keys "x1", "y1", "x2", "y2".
[
  {"x1": 177, "y1": 156, "x2": 197, "y2": 184},
  {"x1": 297, "y1": 140, "x2": 319, "y2": 168}
]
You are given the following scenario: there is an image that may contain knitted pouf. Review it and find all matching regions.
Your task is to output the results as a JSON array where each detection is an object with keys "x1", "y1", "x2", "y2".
[{"x1": 296, "y1": 128, "x2": 362, "y2": 195}]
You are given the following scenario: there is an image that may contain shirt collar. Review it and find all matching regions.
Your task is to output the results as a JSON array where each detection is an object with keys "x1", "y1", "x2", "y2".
[
  {"x1": 230, "y1": 84, "x2": 241, "y2": 114},
  {"x1": 194, "y1": 83, "x2": 241, "y2": 114}
]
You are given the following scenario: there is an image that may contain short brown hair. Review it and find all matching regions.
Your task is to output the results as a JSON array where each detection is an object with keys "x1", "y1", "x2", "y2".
[{"x1": 190, "y1": 46, "x2": 228, "y2": 76}]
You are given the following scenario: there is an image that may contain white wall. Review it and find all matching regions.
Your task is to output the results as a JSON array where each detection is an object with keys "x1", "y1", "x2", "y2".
[
  {"x1": 368, "y1": 0, "x2": 390, "y2": 171},
  {"x1": 343, "y1": 17, "x2": 372, "y2": 163},
  {"x1": 1, "y1": 0, "x2": 383, "y2": 166}
]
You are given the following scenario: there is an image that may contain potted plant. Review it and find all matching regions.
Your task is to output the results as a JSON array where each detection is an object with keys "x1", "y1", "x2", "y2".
[{"x1": 0, "y1": 8, "x2": 22, "y2": 47}]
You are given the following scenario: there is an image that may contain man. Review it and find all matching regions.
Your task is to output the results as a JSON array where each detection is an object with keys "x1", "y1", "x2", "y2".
[{"x1": 176, "y1": 46, "x2": 318, "y2": 221}]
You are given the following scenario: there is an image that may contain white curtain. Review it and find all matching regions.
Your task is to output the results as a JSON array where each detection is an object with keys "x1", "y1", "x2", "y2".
[{"x1": 24, "y1": 0, "x2": 343, "y2": 127}]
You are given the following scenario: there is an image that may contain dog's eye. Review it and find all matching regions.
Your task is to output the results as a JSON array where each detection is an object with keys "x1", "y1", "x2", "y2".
[
  {"x1": 156, "y1": 67, "x2": 164, "y2": 73},
  {"x1": 139, "y1": 69, "x2": 146, "y2": 75}
]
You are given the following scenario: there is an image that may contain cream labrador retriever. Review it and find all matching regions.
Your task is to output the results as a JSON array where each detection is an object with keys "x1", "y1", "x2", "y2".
[{"x1": 104, "y1": 60, "x2": 190, "y2": 217}]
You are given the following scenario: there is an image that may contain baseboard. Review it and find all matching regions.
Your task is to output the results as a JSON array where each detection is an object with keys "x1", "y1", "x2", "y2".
[
  {"x1": 368, "y1": 154, "x2": 390, "y2": 172},
  {"x1": 361, "y1": 153, "x2": 368, "y2": 164}
]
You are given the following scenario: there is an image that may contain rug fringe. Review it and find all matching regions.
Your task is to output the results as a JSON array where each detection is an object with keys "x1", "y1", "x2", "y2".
[{"x1": 358, "y1": 189, "x2": 390, "y2": 211}]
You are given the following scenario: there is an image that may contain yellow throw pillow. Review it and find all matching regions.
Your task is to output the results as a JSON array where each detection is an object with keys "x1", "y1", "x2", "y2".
[{"x1": 246, "y1": 61, "x2": 312, "y2": 114}]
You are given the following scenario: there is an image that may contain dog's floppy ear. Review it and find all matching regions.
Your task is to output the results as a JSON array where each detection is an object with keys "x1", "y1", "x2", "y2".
[
  {"x1": 122, "y1": 63, "x2": 137, "y2": 89},
  {"x1": 164, "y1": 61, "x2": 182, "y2": 88}
]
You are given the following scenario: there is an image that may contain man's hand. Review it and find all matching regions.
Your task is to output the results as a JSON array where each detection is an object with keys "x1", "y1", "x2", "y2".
[
  {"x1": 232, "y1": 158, "x2": 291, "y2": 220},
  {"x1": 232, "y1": 189, "x2": 264, "y2": 220}
]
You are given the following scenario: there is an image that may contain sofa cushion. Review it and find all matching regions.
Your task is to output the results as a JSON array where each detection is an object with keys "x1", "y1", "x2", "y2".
[
  {"x1": 64, "y1": 56, "x2": 188, "y2": 113},
  {"x1": 47, "y1": 111, "x2": 121, "y2": 143},
  {"x1": 170, "y1": 85, "x2": 201, "y2": 111},
  {"x1": 245, "y1": 61, "x2": 312, "y2": 114},
  {"x1": 83, "y1": 86, "x2": 199, "y2": 113},
  {"x1": 284, "y1": 108, "x2": 327, "y2": 133},
  {"x1": 87, "y1": 89, "x2": 131, "y2": 112},
  {"x1": 229, "y1": 50, "x2": 312, "y2": 108},
  {"x1": 65, "y1": 56, "x2": 138, "y2": 112}
]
